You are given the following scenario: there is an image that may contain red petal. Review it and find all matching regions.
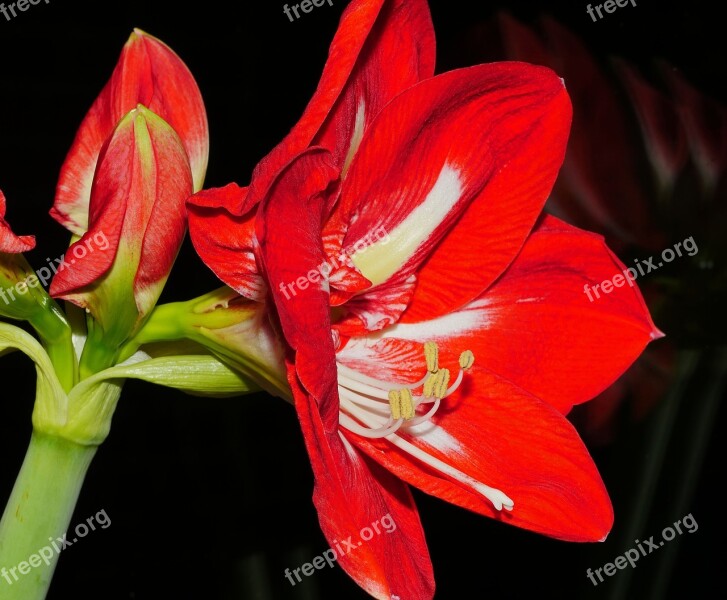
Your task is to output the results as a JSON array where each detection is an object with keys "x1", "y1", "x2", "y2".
[
  {"x1": 343, "y1": 216, "x2": 661, "y2": 415},
  {"x1": 0, "y1": 190, "x2": 35, "y2": 253},
  {"x1": 312, "y1": 0, "x2": 435, "y2": 172},
  {"x1": 348, "y1": 365, "x2": 613, "y2": 542},
  {"x1": 292, "y1": 373, "x2": 435, "y2": 600},
  {"x1": 187, "y1": 184, "x2": 265, "y2": 301},
  {"x1": 52, "y1": 29, "x2": 208, "y2": 235},
  {"x1": 464, "y1": 216, "x2": 661, "y2": 413},
  {"x1": 333, "y1": 271, "x2": 418, "y2": 338},
  {"x1": 256, "y1": 148, "x2": 341, "y2": 426},
  {"x1": 332, "y1": 62, "x2": 570, "y2": 322},
  {"x1": 246, "y1": 0, "x2": 434, "y2": 207}
]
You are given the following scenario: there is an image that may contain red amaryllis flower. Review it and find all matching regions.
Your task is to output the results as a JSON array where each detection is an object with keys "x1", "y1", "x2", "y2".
[
  {"x1": 52, "y1": 28, "x2": 208, "y2": 236},
  {"x1": 188, "y1": 1, "x2": 660, "y2": 597}
]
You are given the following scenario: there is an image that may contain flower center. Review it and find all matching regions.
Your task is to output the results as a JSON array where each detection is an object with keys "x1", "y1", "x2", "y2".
[{"x1": 337, "y1": 342, "x2": 514, "y2": 512}]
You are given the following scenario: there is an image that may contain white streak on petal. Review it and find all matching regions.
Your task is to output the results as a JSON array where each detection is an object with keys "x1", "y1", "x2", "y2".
[
  {"x1": 372, "y1": 303, "x2": 493, "y2": 341},
  {"x1": 342, "y1": 100, "x2": 366, "y2": 179},
  {"x1": 352, "y1": 164, "x2": 463, "y2": 286},
  {"x1": 404, "y1": 421, "x2": 463, "y2": 453}
]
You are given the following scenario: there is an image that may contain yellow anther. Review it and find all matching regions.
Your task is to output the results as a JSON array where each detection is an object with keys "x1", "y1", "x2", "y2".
[
  {"x1": 388, "y1": 390, "x2": 402, "y2": 420},
  {"x1": 399, "y1": 388, "x2": 415, "y2": 419},
  {"x1": 423, "y1": 373, "x2": 437, "y2": 398},
  {"x1": 424, "y1": 341, "x2": 439, "y2": 373},
  {"x1": 423, "y1": 368, "x2": 451, "y2": 399},
  {"x1": 388, "y1": 388, "x2": 415, "y2": 420},
  {"x1": 432, "y1": 368, "x2": 450, "y2": 399},
  {"x1": 459, "y1": 350, "x2": 475, "y2": 370}
]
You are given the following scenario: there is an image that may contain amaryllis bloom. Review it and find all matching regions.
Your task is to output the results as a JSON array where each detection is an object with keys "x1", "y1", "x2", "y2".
[
  {"x1": 186, "y1": 1, "x2": 660, "y2": 597},
  {"x1": 52, "y1": 28, "x2": 209, "y2": 236}
]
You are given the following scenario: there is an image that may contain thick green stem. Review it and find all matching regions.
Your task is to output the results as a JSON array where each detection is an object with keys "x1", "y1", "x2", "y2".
[{"x1": 0, "y1": 432, "x2": 96, "y2": 600}]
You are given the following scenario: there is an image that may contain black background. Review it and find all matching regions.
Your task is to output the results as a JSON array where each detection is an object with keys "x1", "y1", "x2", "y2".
[{"x1": 0, "y1": 1, "x2": 725, "y2": 599}]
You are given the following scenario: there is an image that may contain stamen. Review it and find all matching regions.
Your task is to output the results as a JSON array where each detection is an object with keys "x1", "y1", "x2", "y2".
[
  {"x1": 347, "y1": 406, "x2": 514, "y2": 511},
  {"x1": 423, "y1": 368, "x2": 451, "y2": 398},
  {"x1": 400, "y1": 388, "x2": 415, "y2": 419},
  {"x1": 459, "y1": 350, "x2": 475, "y2": 370},
  {"x1": 405, "y1": 398, "x2": 440, "y2": 426},
  {"x1": 339, "y1": 387, "x2": 390, "y2": 411},
  {"x1": 339, "y1": 412, "x2": 404, "y2": 439},
  {"x1": 336, "y1": 345, "x2": 512, "y2": 509},
  {"x1": 388, "y1": 389, "x2": 415, "y2": 420},
  {"x1": 337, "y1": 363, "x2": 428, "y2": 395},
  {"x1": 424, "y1": 341, "x2": 439, "y2": 373},
  {"x1": 388, "y1": 390, "x2": 402, "y2": 420}
]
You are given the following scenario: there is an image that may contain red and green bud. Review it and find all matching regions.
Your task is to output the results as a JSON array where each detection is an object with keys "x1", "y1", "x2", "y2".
[
  {"x1": 52, "y1": 28, "x2": 209, "y2": 236},
  {"x1": 50, "y1": 105, "x2": 193, "y2": 373}
]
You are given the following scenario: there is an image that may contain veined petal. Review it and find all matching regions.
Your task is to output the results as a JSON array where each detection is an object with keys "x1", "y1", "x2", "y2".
[
  {"x1": 0, "y1": 190, "x2": 35, "y2": 253},
  {"x1": 349, "y1": 216, "x2": 661, "y2": 414},
  {"x1": 312, "y1": 0, "x2": 435, "y2": 175},
  {"x1": 187, "y1": 184, "x2": 265, "y2": 301},
  {"x1": 331, "y1": 62, "x2": 571, "y2": 325},
  {"x1": 347, "y1": 365, "x2": 613, "y2": 542},
  {"x1": 52, "y1": 29, "x2": 208, "y2": 235},
  {"x1": 246, "y1": 0, "x2": 434, "y2": 207},
  {"x1": 50, "y1": 105, "x2": 193, "y2": 346},
  {"x1": 292, "y1": 371, "x2": 435, "y2": 600},
  {"x1": 256, "y1": 148, "x2": 341, "y2": 427},
  {"x1": 333, "y1": 271, "x2": 418, "y2": 338}
]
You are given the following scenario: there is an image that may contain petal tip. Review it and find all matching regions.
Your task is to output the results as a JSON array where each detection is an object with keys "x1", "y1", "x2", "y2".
[{"x1": 651, "y1": 327, "x2": 667, "y2": 341}]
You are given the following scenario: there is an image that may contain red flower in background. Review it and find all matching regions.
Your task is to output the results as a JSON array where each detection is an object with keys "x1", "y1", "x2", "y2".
[
  {"x1": 188, "y1": 1, "x2": 661, "y2": 597},
  {"x1": 468, "y1": 13, "x2": 727, "y2": 443}
]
